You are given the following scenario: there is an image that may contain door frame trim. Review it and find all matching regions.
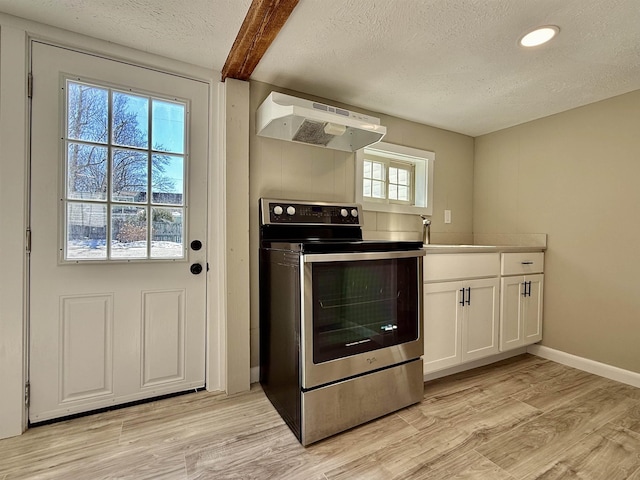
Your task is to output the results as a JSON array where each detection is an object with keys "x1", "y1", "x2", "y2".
[
  {"x1": 0, "y1": 22, "x2": 30, "y2": 439},
  {"x1": 5, "y1": 20, "x2": 226, "y2": 438},
  {"x1": 28, "y1": 35, "x2": 225, "y2": 410}
]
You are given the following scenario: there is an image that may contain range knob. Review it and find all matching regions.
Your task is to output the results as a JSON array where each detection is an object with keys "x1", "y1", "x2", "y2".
[
  {"x1": 351, "y1": 209, "x2": 358, "y2": 217},
  {"x1": 340, "y1": 208, "x2": 348, "y2": 218},
  {"x1": 273, "y1": 205, "x2": 283, "y2": 215},
  {"x1": 286, "y1": 206, "x2": 296, "y2": 216}
]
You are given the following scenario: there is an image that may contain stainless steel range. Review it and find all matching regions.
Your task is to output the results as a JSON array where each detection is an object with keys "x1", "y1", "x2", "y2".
[{"x1": 259, "y1": 198, "x2": 425, "y2": 445}]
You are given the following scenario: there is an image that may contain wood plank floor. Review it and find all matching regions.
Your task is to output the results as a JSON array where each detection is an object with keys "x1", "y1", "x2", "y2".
[{"x1": 2, "y1": 354, "x2": 640, "y2": 479}]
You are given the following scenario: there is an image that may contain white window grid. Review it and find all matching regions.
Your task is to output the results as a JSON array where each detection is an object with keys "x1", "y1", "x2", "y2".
[
  {"x1": 363, "y1": 155, "x2": 414, "y2": 205},
  {"x1": 62, "y1": 77, "x2": 188, "y2": 262}
]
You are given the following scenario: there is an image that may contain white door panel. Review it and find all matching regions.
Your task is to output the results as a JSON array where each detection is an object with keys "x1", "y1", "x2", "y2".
[
  {"x1": 60, "y1": 294, "x2": 114, "y2": 402},
  {"x1": 29, "y1": 42, "x2": 209, "y2": 422}
]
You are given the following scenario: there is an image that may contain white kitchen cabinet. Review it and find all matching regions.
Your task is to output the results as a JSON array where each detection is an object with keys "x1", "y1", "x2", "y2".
[
  {"x1": 423, "y1": 253, "x2": 500, "y2": 374},
  {"x1": 423, "y1": 281, "x2": 462, "y2": 372},
  {"x1": 499, "y1": 253, "x2": 544, "y2": 351},
  {"x1": 462, "y1": 277, "x2": 500, "y2": 362}
]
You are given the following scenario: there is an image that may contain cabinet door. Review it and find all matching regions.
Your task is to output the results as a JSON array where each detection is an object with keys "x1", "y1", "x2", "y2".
[
  {"x1": 500, "y1": 274, "x2": 544, "y2": 351},
  {"x1": 423, "y1": 281, "x2": 463, "y2": 373},
  {"x1": 523, "y1": 274, "x2": 543, "y2": 344},
  {"x1": 500, "y1": 275, "x2": 525, "y2": 351},
  {"x1": 462, "y1": 277, "x2": 500, "y2": 362}
]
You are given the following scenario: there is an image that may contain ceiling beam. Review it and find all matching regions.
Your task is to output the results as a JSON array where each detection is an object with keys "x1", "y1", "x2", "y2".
[{"x1": 221, "y1": 0, "x2": 299, "y2": 82}]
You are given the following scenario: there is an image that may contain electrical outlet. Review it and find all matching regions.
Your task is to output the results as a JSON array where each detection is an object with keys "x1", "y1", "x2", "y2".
[{"x1": 444, "y1": 210, "x2": 452, "y2": 224}]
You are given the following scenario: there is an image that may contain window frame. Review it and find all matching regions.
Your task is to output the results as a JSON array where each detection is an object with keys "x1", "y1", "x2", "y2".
[
  {"x1": 386, "y1": 160, "x2": 415, "y2": 205},
  {"x1": 362, "y1": 156, "x2": 415, "y2": 205},
  {"x1": 362, "y1": 157, "x2": 387, "y2": 201},
  {"x1": 355, "y1": 141, "x2": 434, "y2": 216},
  {"x1": 60, "y1": 75, "x2": 190, "y2": 263}
]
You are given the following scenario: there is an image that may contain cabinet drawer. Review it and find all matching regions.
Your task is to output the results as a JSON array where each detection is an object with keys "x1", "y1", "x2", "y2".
[
  {"x1": 424, "y1": 253, "x2": 500, "y2": 282},
  {"x1": 501, "y1": 252, "x2": 544, "y2": 275}
]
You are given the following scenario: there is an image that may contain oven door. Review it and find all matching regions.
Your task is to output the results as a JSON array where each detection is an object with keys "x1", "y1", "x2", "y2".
[{"x1": 301, "y1": 249, "x2": 424, "y2": 389}]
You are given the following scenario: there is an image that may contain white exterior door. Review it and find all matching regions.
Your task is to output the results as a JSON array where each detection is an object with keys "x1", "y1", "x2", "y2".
[{"x1": 29, "y1": 42, "x2": 210, "y2": 422}]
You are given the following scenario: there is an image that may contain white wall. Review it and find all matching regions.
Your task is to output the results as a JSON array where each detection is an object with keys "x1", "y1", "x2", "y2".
[
  {"x1": 221, "y1": 79, "x2": 251, "y2": 394},
  {"x1": 0, "y1": 23, "x2": 28, "y2": 439},
  {"x1": 474, "y1": 89, "x2": 640, "y2": 374}
]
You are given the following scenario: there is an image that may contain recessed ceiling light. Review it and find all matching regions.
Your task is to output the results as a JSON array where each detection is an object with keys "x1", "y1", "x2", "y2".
[{"x1": 519, "y1": 26, "x2": 559, "y2": 47}]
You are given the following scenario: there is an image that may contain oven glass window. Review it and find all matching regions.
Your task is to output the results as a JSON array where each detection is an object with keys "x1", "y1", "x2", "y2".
[{"x1": 312, "y1": 257, "x2": 419, "y2": 363}]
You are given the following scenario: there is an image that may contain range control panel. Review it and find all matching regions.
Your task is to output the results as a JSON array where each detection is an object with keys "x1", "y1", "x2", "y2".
[{"x1": 261, "y1": 199, "x2": 362, "y2": 226}]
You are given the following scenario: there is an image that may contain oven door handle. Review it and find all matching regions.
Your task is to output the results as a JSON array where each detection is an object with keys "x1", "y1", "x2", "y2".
[{"x1": 302, "y1": 249, "x2": 425, "y2": 263}]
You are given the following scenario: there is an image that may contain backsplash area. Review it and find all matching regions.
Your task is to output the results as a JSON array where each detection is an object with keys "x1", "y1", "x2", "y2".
[{"x1": 474, "y1": 233, "x2": 547, "y2": 248}]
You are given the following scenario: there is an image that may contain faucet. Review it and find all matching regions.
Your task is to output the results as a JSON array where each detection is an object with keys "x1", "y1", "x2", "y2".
[{"x1": 420, "y1": 215, "x2": 431, "y2": 245}]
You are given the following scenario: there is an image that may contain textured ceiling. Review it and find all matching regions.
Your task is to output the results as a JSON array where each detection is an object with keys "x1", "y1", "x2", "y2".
[{"x1": 1, "y1": 0, "x2": 639, "y2": 136}]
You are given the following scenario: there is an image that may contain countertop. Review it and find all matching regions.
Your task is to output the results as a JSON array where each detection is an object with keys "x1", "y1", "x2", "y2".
[{"x1": 423, "y1": 244, "x2": 546, "y2": 254}]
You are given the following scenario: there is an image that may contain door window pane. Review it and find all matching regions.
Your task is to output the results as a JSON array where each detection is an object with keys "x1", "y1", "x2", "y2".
[
  {"x1": 66, "y1": 143, "x2": 108, "y2": 201},
  {"x1": 112, "y1": 92, "x2": 148, "y2": 149},
  {"x1": 111, "y1": 206, "x2": 147, "y2": 259},
  {"x1": 63, "y1": 78, "x2": 187, "y2": 261},
  {"x1": 111, "y1": 148, "x2": 148, "y2": 202},
  {"x1": 151, "y1": 154, "x2": 183, "y2": 205},
  {"x1": 151, "y1": 207, "x2": 184, "y2": 258},
  {"x1": 67, "y1": 83, "x2": 108, "y2": 143},
  {"x1": 66, "y1": 203, "x2": 107, "y2": 260},
  {"x1": 152, "y1": 100, "x2": 185, "y2": 154}
]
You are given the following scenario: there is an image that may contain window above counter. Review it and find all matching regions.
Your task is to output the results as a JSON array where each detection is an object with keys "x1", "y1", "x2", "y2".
[{"x1": 355, "y1": 141, "x2": 434, "y2": 216}]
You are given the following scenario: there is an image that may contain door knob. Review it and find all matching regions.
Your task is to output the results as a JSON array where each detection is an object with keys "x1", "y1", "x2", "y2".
[{"x1": 190, "y1": 263, "x2": 203, "y2": 275}]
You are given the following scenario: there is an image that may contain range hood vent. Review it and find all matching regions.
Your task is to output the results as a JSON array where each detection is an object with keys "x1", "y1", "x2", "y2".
[{"x1": 256, "y1": 92, "x2": 386, "y2": 152}]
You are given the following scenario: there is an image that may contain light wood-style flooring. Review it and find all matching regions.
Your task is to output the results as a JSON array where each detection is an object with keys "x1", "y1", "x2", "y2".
[{"x1": 2, "y1": 354, "x2": 640, "y2": 479}]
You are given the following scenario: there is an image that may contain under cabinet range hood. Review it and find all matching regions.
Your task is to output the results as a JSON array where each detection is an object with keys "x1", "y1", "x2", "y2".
[{"x1": 256, "y1": 92, "x2": 386, "y2": 152}]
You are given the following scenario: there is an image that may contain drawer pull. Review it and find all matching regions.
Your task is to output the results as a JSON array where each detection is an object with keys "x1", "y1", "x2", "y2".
[{"x1": 521, "y1": 261, "x2": 534, "y2": 265}]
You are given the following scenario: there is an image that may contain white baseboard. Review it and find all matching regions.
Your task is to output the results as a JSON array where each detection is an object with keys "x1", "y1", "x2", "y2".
[
  {"x1": 423, "y1": 347, "x2": 528, "y2": 382},
  {"x1": 253, "y1": 345, "x2": 640, "y2": 389},
  {"x1": 527, "y1": 345, "x2": 640, "y2": 388},
  {"x1": 250, "y1": 366, "x2": 260, "y2": 384}
]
